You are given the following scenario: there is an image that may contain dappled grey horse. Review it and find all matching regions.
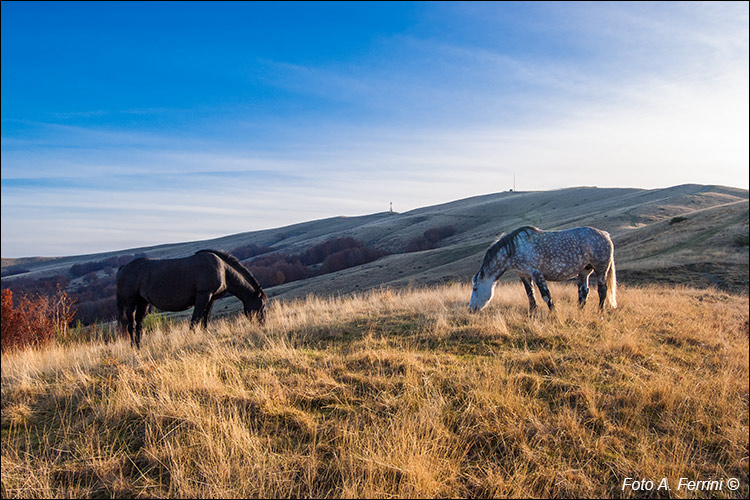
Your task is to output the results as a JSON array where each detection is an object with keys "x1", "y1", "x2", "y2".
[
  {"x1": 116, "y1": 250, "x2": 267, "y2": 348},
  {"x1": 469, "y1": 226, "x2": 617, "y2": 313}
]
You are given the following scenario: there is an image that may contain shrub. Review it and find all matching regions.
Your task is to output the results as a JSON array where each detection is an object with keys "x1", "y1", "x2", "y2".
[
  {"x1": 1, "y1": 266, "x2": 30, "y2": 278},
  {"x1": 405, "y1": 225, "x2": 457, "y2": 252},
  {"x1": 1, "y1": 287, "x2": 77, "y2": 352},
  {"x1": 69, "y1": 254, "x2": 141, "y2": 278},
  {"x1": 300, "y1": 237, "x2": 362, "y2": 265},
  {"x1": 2, "y1": 274, "x2": 71, "y2": 297},
  {"x1": 243, "y1": 238, "x2": 389, "y2": 286},
  {"x1": 75, "y1": 297, "x2": 118, "y2": 325},
  {"x1": 247, "y1": 255, "x2": 311, "y2": 287},
  {"x1": 320, "y1": 246, "x2": 388, "y2": 274},
  {"x1": 669, "y1": 216, "x2": 687, "y2": 225},
  {"x1": 231, "y1": 244, "x2": 273, "y2": 261}
]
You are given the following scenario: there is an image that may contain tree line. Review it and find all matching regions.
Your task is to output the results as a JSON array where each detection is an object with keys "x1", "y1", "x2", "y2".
[{"x1": 1, "y1": 227, "x2": 456, "y2": 351}]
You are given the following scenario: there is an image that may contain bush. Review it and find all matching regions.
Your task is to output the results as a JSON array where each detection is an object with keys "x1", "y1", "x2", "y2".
[
  {"x1": 1, "y1": 266, "x2": 30, "y2": 278},
  {"x1": 241, "y1": 238, "x2": 389, "y2": 287},
  {"x1": 69, "y1": 254, "x2": 142, "y2": 278},
  {"x1": 320, "y1": 246, "x2": 388, "y2": 274},
  {"x1": 75, "y1": 297, "x2": 118, "y2": 325},
  {"x1": 1, "y1": 288, "x2": 77, "y2": 353},
  {"x1": 2, "y1": 267, "x2": 120, "y2": 327},
  {"x1": 247, "y1": 254, "x2": 312, "y2": 287},
  {"x1": 2, "y1": 274, "x2": 71, "y2": 297},
  {"x1": 231, "y1": 244, "x2": 273, "y2": 261},
  {"x1": 300, "y1": 237, "x2": 362, "y2": 265},
  {"x1": 405, "y1": 226, "x2": 456, "y2": 252}
]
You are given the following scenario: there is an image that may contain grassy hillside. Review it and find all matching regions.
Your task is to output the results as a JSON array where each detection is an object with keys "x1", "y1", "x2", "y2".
[
  {"x1": 2, "y1": 283, "x2": 747, "y2": 498},
  {"x1": 2, "y1": 184, "x2": 747, "y2": 324}
]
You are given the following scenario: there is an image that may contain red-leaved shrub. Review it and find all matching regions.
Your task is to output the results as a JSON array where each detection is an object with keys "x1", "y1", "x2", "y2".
[{"x1": 1, "y1": 288, "x2": 77, "y2": 353}]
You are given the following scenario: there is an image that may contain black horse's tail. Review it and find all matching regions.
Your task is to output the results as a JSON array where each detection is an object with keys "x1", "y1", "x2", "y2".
[
  {"x1": 115, "y1": 263, "x2": 130, "y2": 332},
  {"x1": 116, "y1": 293, "x2": 127, "y2": 331}
]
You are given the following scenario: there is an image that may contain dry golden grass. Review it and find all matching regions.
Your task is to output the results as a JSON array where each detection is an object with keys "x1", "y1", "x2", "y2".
[{"x1": 2, "y1": 283, "x2": 748, "y2": 498}]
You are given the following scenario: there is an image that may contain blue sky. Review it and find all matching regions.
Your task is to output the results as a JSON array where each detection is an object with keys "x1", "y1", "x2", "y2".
[{"x1": 2, "y1": 1, "x2": 748, "y2": 257}]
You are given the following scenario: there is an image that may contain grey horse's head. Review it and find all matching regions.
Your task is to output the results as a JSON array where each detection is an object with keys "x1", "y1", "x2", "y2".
[{"x1": 469, "y1": 270, "x2": 496, "y2": 313}]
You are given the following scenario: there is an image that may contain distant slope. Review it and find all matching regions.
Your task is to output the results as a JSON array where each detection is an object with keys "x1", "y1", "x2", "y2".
[{"x1": 3, "y1": 185, "x2": 748, "y2": 316}]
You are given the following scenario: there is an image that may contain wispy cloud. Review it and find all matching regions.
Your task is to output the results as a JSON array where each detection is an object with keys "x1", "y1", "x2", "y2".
[{"x1": 2, "y1": 2, "x2": 747, "y2": 257}]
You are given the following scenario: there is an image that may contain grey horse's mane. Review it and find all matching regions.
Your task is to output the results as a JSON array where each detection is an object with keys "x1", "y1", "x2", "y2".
[
  {"x1": 482, "y1": 226, "x2": 541, "y2": 268},
  {"x1": 195, "y1": 249, "x2": 265, "y2": 295}
]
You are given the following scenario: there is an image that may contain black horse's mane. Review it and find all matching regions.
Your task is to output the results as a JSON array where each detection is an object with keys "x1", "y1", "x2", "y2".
[
  {"x1": 482, "y1": 226, "x2": 541, "y2": 268},
  {"x1": 195, "y1": 249, "x2": 265, "y2": 295}
]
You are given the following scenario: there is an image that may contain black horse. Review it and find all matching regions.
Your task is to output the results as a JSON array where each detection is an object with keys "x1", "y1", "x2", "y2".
[{"x1": 116, "y1": 249, "x2": 267, "y2": 348}]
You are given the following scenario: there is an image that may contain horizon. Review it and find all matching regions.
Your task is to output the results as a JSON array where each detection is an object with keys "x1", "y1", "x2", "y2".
[
  {"x1": 2, "y1": 182, "x2": 746, "y2": 260},
  {"x1": 2, "y1": 2, "x2": 749, "y2": 258}
]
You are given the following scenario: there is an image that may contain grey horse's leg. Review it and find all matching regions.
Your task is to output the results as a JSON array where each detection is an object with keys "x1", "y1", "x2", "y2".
[
  {"x1": 531, "y1": 270, "x2": 554, "y2": 310},
  {"x1": 191, "y1": 292, "x2": 213, "y2": 329},
  {"x1": 133, "y1": 300, "x2": 149, "y2": 349},
  {"x1": 520, "y1": 277, "x2": 537, "y2": 313},
  {"x1": 595, "y1": 271, "x2": 608, "y2": 309},
  {"x1": 577, "y1": 270, "x2": 592, "y2": 308}
]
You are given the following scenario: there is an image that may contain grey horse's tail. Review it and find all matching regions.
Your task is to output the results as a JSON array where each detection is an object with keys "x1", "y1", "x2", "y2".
[{"x1": 606, "y1": 255, "x2": 617, "y2": 309}]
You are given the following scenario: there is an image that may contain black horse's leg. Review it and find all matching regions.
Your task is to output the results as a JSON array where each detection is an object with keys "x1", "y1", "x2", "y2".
[
  {"x1": 134, "y1": 300, "x2": 149, "y2": 349},
  {"x1": 520, "y1": 277, "x2": 537, "y2": 313},
  {"x1": 577, "y1": 271, "x2": 591, "y2": 308},
  {"x1": 202, "y1": 299, "x2": 215, "y2": 329},
  {"x1": 125, "y1": 302, "x2": 136, "y2": 347},
  {"x1": 595, "y1": 271, "x2": 608, "y2": 309},
  {"x1": 531, "y1": 271, "x2": 554, "y2": 310},
  {"x1": 191, "y1": 292, "x2": 212, "y2": 329}
]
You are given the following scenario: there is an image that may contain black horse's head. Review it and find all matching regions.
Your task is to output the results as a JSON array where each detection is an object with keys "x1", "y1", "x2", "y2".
[{"x1": 244, "y1": 289, "x2": 268, "y2": 324}]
